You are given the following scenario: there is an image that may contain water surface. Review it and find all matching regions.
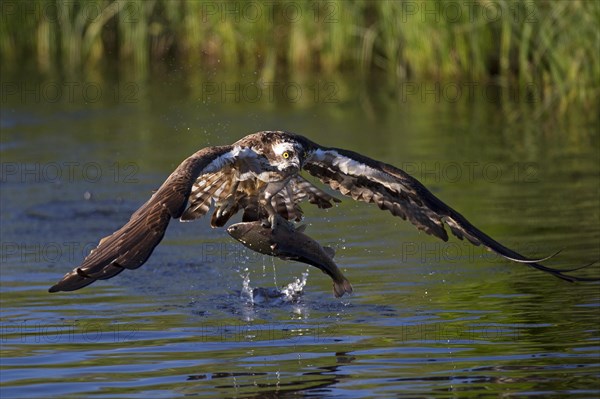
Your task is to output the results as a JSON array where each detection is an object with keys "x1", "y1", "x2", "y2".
[{"x1": 1, "y1": 74, "x2": 599, "y2": 398}]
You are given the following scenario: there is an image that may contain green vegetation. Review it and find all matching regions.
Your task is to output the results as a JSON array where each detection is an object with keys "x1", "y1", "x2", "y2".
[{"x1": 1, "y1": 0, "x2": 598, "y2": 113}]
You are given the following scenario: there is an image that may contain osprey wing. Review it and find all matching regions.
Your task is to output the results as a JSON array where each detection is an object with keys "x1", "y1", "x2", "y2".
[
  {"x1": 48, "y1": 145, "x2": 246, "y2": 292},
  {"x1": 303, "y1": 146, "x2": 597, "y2": 282}
]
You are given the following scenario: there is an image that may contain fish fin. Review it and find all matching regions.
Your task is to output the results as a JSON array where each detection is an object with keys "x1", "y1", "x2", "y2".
[
  {"x1": 323, "y1": 246, "x2": 335, "y2": 259},
  {"x1": 333, "y1": 278, "x2": 353, "y2": 298}
]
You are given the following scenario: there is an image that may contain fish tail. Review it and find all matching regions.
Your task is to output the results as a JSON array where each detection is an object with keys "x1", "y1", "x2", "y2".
[{"x1": 333, "y1": 277, "x2": 353, "y2": 298}]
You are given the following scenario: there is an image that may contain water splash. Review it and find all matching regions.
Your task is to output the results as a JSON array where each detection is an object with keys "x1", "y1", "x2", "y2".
[
  {"x1": 280, "y1": 271, "x2": 308, "y2": 301},
  {"x1": 238, "y1": 271, "x2": 309, "y2": 306},
  {"x1": 239, "y1": 268, "x2": 254, "y2": 306}
]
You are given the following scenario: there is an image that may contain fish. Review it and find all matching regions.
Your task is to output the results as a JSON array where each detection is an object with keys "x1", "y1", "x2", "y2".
[{"x1": 227, "y1": 219, "x2": 353, "y2": 298}]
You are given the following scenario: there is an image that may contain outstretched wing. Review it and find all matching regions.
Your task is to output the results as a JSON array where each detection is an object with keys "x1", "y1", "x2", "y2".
[
  {"x1": 49, "y1": 145, "x2": 247, "y2": 292},
  {"x1": 303, "y1": 146, "x2": 597, "y2": 282}
]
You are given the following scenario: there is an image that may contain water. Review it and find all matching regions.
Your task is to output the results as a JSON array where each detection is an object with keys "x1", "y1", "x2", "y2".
[{"x1": 1, "y1": 74, "x2": 599, "y2": 398}]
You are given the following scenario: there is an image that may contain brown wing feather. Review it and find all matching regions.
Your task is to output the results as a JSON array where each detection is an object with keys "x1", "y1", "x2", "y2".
[
  {"x1": 292, "y1": 176, "x2": 341, "y2": 209},
  {"x1": 48, "y1": 145, "x2": 234, "y2": 292},
  {"x1": 180, "y1": 172, "x2": 228, "y2": 221},
  {"x1": 303, "y1": 146, "x2": 598, "y2": 282},
  {"x1": 269, "y1": 176, "x2": 341, "y2": 222},
  {"x1": 180, "y1": 172, "x2": 238, "y2": 222}
]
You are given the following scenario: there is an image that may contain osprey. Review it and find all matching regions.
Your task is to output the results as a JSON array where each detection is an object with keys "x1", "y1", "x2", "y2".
[{"x1": 49, "y1": 131, "x2": 596, "y2": 293}]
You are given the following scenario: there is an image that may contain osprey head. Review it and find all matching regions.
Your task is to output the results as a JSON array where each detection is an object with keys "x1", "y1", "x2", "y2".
[{"x1": 270, "y1": 140, "x2": 304, "y2": 175}]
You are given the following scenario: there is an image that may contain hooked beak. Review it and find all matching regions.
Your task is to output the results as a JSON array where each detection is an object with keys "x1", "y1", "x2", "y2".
[{"x1": 282, "y1": 162, "x2": 300, "y2": 175}]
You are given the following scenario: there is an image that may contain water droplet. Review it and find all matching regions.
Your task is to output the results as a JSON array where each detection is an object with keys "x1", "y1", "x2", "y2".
[{"x1": 239, "y1": 270, "x2": 254, "y2": 305}]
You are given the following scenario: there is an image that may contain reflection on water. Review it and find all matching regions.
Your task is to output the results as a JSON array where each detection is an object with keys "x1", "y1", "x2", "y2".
[{"x1": 1, "y1": 73, "x2": 599, "y2": 398}]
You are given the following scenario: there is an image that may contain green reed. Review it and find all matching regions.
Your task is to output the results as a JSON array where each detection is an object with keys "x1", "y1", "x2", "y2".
[{"x1": 1, "y1": 0, "x2": 598, "y2": 113}]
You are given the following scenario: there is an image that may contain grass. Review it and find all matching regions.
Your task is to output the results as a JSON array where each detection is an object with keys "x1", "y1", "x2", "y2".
[{"x1": 1, "y1": 0, "x2": 598, "y2": 114}]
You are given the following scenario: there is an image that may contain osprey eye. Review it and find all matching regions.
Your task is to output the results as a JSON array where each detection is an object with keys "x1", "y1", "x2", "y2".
[{"x1": 282, "y1": 151, "x2": 291, "y2": 159}]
